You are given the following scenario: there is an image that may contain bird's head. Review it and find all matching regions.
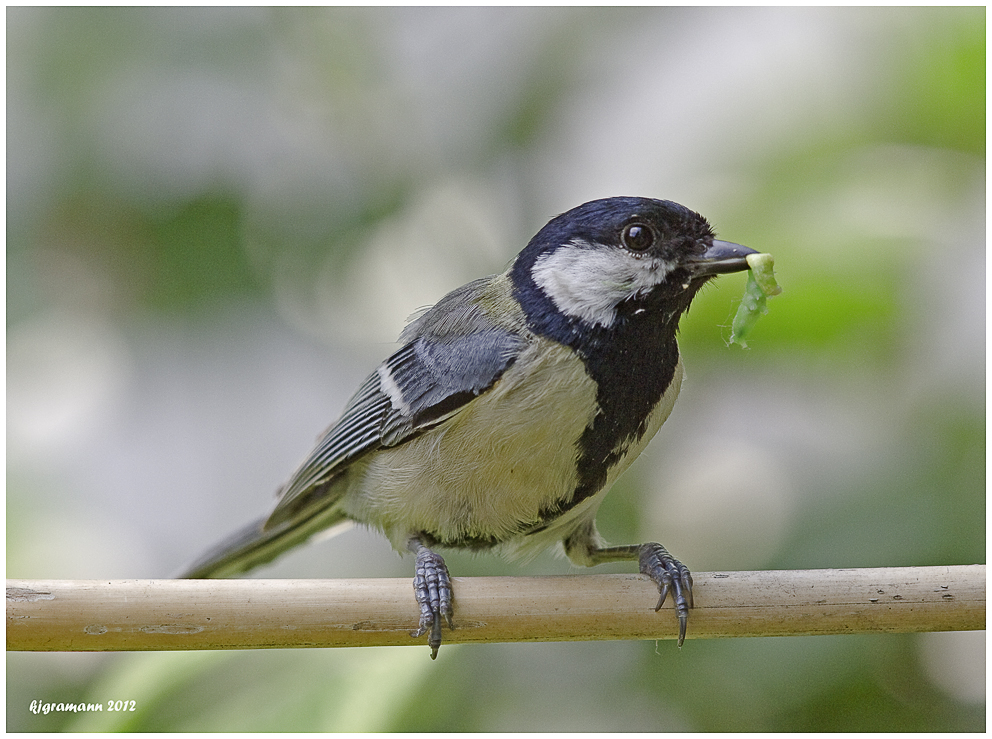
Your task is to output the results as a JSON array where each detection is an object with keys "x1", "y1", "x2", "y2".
[{"x1": 510, "y1": 197, "x2": 756, "y2": 344}]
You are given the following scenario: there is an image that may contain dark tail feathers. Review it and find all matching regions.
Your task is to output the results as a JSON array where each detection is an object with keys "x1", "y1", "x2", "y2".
[{"x1": 178, "y1": 506, "x2": 349, "y2": 578}]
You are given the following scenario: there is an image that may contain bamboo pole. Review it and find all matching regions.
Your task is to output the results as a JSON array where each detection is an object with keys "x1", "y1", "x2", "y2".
[{"x1": 7, "y1": 565, "x2": 984, "y2": 653}]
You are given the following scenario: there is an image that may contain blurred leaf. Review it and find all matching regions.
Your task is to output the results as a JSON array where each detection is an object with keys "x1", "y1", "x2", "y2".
[
  {"x1": 879, "y1": 7, "x2": 985, "y2": 154},
  {"x1": 66, "y1": 648, "x2": 439, "y2": 732},
  {"x1": 144, "y1": 195, "x2": 262, "y2": 312}
]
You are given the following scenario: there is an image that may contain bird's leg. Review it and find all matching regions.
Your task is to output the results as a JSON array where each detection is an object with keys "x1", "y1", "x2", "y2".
[
  {"x1": 637, "y1": 542, "x2": 694, "y2": 646},
  {"x1": 408, "y1": 535, "x2": 454, "y2": 659},
  {"x1": 564, "y1": 524, "x2": 693, "y2": 647}
]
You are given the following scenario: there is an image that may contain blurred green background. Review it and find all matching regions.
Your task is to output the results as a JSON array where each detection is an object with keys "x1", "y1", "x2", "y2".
[{"x1": 7, "y1": 7, "x2": 984, "y2": 732}]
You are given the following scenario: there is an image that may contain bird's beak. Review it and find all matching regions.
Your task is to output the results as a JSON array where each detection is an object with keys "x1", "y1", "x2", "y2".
[{"x1": 689, "y1": 240, "x2": 759, "y2": 276}]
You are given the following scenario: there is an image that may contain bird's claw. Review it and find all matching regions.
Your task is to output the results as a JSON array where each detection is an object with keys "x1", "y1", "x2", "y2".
[
  {"x1": 411, "y1": 546, "x2": 453, "y2": 659},
  {"x1": 638, "y1": 543, "x2": 693, "y2": 647}
]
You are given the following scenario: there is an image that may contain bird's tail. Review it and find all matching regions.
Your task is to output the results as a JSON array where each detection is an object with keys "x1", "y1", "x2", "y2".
[{"x1": 178, "y1": 505, "x2": 350, "y2": 579}]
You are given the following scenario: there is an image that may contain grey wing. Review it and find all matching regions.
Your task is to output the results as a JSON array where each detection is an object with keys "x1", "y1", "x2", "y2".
[
  {"x1": 263, "y1": 372, "x2": 391, "y2": 530},
  {"x1": 265, "y1": 284, "x2": 528, "y2": 530}
]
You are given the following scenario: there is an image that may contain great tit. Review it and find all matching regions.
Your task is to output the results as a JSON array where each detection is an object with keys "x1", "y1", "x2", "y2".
[{"x1": 181, "y1": 196, "x2": 757, "y2": 658}]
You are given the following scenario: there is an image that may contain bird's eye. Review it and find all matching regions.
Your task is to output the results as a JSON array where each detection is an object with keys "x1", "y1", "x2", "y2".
[{"x1": 621, "y1": 223, "x2": 654, "y2": 252}]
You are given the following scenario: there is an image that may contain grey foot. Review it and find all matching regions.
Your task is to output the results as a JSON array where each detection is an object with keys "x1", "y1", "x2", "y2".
[{"x1": 638, "y1": 543, "x2": 693, "y2": 647}]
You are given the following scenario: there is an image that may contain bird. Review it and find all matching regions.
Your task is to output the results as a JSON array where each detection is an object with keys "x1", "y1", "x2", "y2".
[{"x1": 180, "y1": 196, "x2": 758, "y2": 658}]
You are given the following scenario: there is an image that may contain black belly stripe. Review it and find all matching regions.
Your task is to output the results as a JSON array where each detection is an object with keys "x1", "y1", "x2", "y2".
[{"x1": 526, "y1": 291, "x2": 686, "y2": 531}]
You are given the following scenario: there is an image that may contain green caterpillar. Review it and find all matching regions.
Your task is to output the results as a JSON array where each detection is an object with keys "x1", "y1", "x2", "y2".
[{"x1": 729, "y1": 253, "x2": 781, "y2": 348}]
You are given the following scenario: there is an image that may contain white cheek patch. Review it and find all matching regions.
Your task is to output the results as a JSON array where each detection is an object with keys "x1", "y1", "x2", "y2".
[{"x1": 531, "y1": 240, "x2": 675, "y2": 327}]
